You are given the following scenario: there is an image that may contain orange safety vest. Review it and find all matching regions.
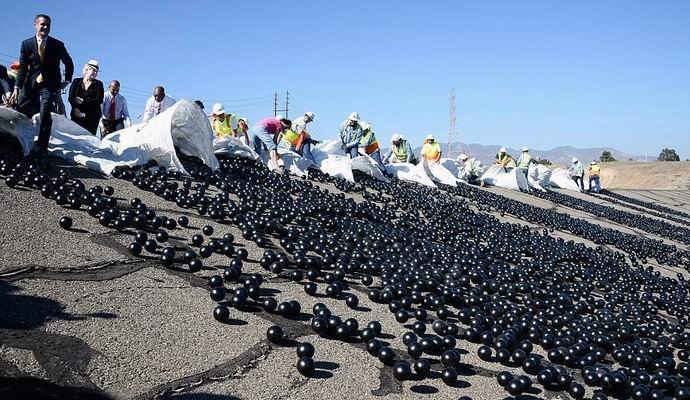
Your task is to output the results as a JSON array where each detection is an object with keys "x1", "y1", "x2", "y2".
[{"x1": 360, "y1": 131, "x2": 380, "y2": 154}]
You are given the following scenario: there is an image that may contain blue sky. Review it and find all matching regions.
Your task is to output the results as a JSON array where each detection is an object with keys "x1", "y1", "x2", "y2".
[{"x1": 2, "y1": 1, "x2": 689, "y2": 158}]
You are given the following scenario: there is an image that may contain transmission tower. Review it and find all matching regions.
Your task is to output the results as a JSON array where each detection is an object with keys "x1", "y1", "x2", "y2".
[{"x1": 447, "y1": 89, "x2": 461, "y2": 159}]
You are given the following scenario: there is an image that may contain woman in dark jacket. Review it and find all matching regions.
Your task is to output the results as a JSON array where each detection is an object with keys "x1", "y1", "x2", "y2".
[{"x1": 68, "y1": 59, "x2": 104, "y2": 134}]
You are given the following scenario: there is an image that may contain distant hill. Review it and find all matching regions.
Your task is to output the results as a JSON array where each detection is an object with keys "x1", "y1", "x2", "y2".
[{"x1": 406, "y1": 142, "x2": 644, "y2": 166}]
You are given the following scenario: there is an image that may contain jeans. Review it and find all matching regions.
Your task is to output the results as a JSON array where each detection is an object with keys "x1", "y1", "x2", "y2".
[
  {"x1": 291, "y1": 139, "x2": 316, "y2": 164},
  {"x1": 342, "y1": 145, "x2": 358, "y2": 158},
  {"x1": 36, "y1": 88, "x2": 58, "y2": 151},
  {"x1": 53, "y1": 92, "x2": 67, "y2": 117},
  {"x1": 589, "y1": 176, "x2": 600, "y2": 193},
  {"x1": 367, "y1": 149, "x2": 384, "y2": 168},
  {"x1": 252, "y1": 126, "x2": 277, "y2": 154},
  {"x1": 572, "y1": 176, "x2": 584, "y2": 191}
]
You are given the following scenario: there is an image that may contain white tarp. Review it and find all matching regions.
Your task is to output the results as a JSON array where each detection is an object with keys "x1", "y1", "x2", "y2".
[
  {"x1": 480, "y1": 165, "x2": 530, "y2": 191},
  {"x1": 549, "y1": 168, "x2": 582, "y2": 192},
  {"x1": 527, "y1": 164, "x2": 552, "y2": 191},
  {"x1": 0, "y1": 100, "x2": 219, "y2": 175},
  {"x1": 385, "y1": 162, "x2": 436, "y2": 188}
]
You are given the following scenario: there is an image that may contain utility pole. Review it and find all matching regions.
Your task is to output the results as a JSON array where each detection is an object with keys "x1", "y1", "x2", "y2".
[
  {"x1": 285, "y1": 91, "x2": 289, "y2": 119},
  {"x1": 448, "y1": 89, "x2": 461, "y2": 159},
  {"x1": 274, "y1": 91, "x2": 289, "y2": 118}
]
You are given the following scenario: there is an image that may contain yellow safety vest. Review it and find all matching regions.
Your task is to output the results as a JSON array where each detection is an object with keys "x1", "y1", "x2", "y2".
[
  {"x1": 422, "y1": 142, "x2": 441, "y2": 160},
  {"x1": 393, "y1": 141, "x2": 408, "y2": 162},
  {"x1": 496, "y1": 152, "x2": 511, "y2": 163},
  {"x1": 214, "y1": 116, "x2": 234, "y2": 137},
  {"x1": 589, "y1": 165, "x2": 601, "y2": 176},
  {"x1": 283, "y1": 129, "x2": 300, "y2": 145},
  {"x1": 360, "y1": 131, "x2": 380, "y2": 154}
]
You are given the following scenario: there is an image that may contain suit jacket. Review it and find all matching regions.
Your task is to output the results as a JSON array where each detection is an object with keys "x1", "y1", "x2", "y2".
[{"x1": 15, "y1": 35, "x2": 74, "y2": 93}]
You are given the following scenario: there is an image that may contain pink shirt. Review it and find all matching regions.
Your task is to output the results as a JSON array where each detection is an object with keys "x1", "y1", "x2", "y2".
[{"x1": 258, "y1": 118, "x2": 285, "y2": 135}]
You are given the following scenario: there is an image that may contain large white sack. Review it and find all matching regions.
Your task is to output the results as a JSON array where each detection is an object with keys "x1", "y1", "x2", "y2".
[
  {"x1": 527, "y1": 164, "x2": 552, "y2": 191},
  {"x1": 0, "y1": 107, "x2": 36, "y2": 155},
  {"x1": 214, "y1": 136, "x2": 258, "y2": 159},
  {"x1": 1, "y1": 100, "x2": 219, "y2": 175},
  {"x1": 550, "y1": 168, "x2": 582, "y2": 192},
  {"x1": 311, "y1": 139, "x2": 388, "y2": 182},
  {"x1": 385, "y1": 163, "x2": 436, "y2": 188},
  {"x1": 315, "y1": 139, "x2": 346, "y2": 156},
  {"x1": 312, "y1": 140, "x2": 354, "y2": 181},
  {"x1": 426, "y1": 162, "x2": 460, "y2": 186},
  {"x1": 260, "y1": 147, "x2": 313, "y2": 177},
  {"x1": 351, "y1": 155, "x2": 389, "y2": 182},
  {"x1": 440, "y1": 158, "x2": 462, "y2": 178},
  {"x1": 480, "y1": 165, "x2": 530, "y2": 191}
]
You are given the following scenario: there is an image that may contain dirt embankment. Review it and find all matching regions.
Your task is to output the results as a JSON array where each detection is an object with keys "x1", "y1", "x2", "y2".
[{"x1": 595, "y1": 161, "x2": 690, "y2": 190}]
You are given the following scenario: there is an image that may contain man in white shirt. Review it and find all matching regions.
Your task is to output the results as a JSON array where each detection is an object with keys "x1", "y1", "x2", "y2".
[
  {"x1": 142, "y1": 85, "x2": 176, "y2": 123},
  {"x1": 100, "y1": 80, "x2": 131, "y2": 135}
]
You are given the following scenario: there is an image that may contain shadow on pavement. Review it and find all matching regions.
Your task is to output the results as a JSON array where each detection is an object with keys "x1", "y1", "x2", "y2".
[{"x1": 0, "y1": 376, "x2": 114, "y2": 400}]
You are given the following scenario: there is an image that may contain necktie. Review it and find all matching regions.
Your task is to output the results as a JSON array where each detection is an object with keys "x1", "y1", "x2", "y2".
[
  {"x1": 39, "y1": 39, "x2": 45, "y2": 62},
  {"x1": 36, "y1": 39, "x2": 45, "y2": 84},
  {"x1": 109, "y1": 96, "x2": 116, "y2": 122}
]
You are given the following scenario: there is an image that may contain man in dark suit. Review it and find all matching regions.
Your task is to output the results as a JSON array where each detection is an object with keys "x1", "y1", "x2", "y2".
[{"x1": 8, "y1": 14, "x2": 74, "y2": 158}]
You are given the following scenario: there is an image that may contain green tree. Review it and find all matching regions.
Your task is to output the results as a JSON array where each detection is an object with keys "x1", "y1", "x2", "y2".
[
  {"x1": 537, "y1": 159, "x2": 552, "y2": 166},
  {"x1": 599, "y1": 151, "x2": 617, "y2": 162},
  {"x1": 657, "y1": 148, "x2": 680, "y2": 162}
]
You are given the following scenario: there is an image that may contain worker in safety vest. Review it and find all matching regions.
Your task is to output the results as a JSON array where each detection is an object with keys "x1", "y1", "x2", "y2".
[
  {"x1": 235, "y1": 117, "x2": 250, "y2": 146},
  {"x1": 384, "y1": 133, "x2": 416, "y2": 164},
  {"x1": 568, "y1": 157, "x2": 585, "y2": 191},
  {"x1": 421, "y1": 134, "x2": 442, "y2": 164},
  {"x1": 494, "y1": 147, "x2": 515, "y2": 170},
  {"x1": 588, "y1": 160, "x2": 601, "y2": 193},
  {"x1": 358, "y1": 121, "x2": 384, "y2": 167},
  {"x1": 516, "y1": 147, "x2": 533, "y2": 176},
  {"x1": 285, "y1": 111, "x2": 318, "y2": 163},
  {"x1": 211, "y1": 103, "x2": 238, "y2": 140},
  {"x1": 339, "y1": 112, "x2": 363, "y2": 158},
  {"x1": 458, "y1": 153, "x2": 483, "y2": 185}
]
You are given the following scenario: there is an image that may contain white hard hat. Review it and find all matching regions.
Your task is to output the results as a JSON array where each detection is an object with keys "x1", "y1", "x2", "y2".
[
  {"x1": 521, "y1": 147, "x2": 529, "y2": 152},
  {"x1": 572, "y1": 157, "x2": 578, "y2": 163},
  {"x1": 238, "y1": 117, "x2": 247, "y2": 124},
  {"x1": 499, "y1": 147, "x2": 507, "y2": 153},
  {"x1": 275, "y1": 114, "x2": 284, "y2": 120},
  {"x1": 360, "y1": 121, "x2": 372, "y2": 131},
  {"x1": 459, "y1": 153, "x2": 468, "y2": 160},
  {"x1": 425, "y1": 134, "x2": 435, "y2": 141},
  {"x1": 305, "y1": 111, "x2": 314, "y2": 119},
  {"x1": 391, "y1": 133, "x2": 401, "y2": 143},
  {"x1": 87, "y1": 59, "x2": 100, "y2": 70},
  {"x1": 348, "y1": 112, "x2": 359, "y2": 122},
  {"x1": 212, "y1": 103, "x2": 226, "y2": 115},
  {"x1": 591, "y1": 160, "x2": 597, "y2": 165}
]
